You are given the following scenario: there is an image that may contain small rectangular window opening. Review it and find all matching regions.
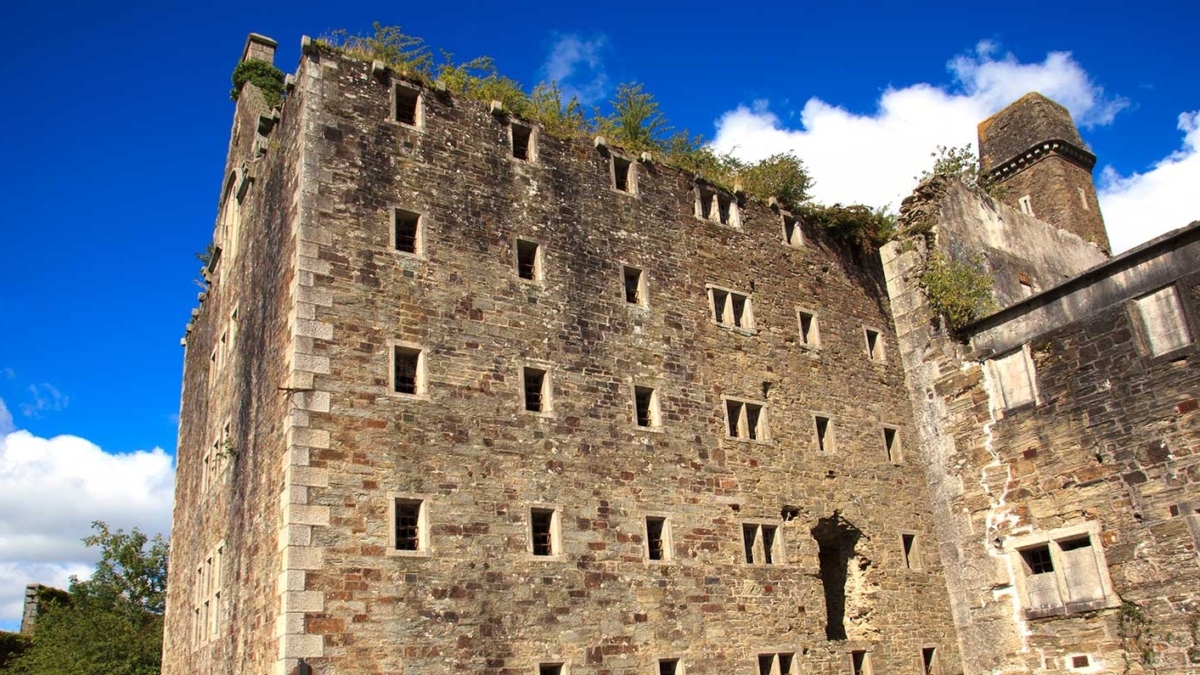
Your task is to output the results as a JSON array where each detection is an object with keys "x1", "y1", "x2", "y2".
[
  {"x1": 1018, "y1": 195, "x2": 1034, "y2": 216},
  {"x1": 531, "y1": 508, "x2": 556, "y2": 556},
  {"x1": 394, "y1": 208, "x2": 422, "y2": 254},
  {"x1": 658, "y1": 659, "x2": 679, "y2": 675},
  {"x1": 758, "y1": 655, "x2": 774, "y2": 675},
  {"x1": 1071, "y1": 655, "x2": 1090, "y2": 669},
  {"x1": 865, "y1": 328, "x2": 884, "y2": 362},
  {"x1": 902, "y1": 533, "x2": 916, "y2": 569},
  {"x1": 798, "y1": 311, "x2": 819, "y2": 347},
  {"x1": 726, "y1": 399, "x2": 742, "y2": 437},
  {"x1": 393, "y1": 346, "x2": 422, "y2": 395},
  {"x1": 646, "y1": 516, "x2": 667, "y2": 561},
  {"x1": 516, "y1": 239, "x2": 540, "y2": 281},
  {"x1": 761, "y1": 525, "x2": 777, "y2": 564},
  {"x1": 745, "y1": 403, "x2": 763, "y2": 441},
  {"x1": 511, "y1": 124, "x2": 533, "y2": 161},
  {"x1": 613, "y1": 156, "x2": 632, "y2": 192},
  {"x1": 394, "y1": 499, "x2": 423, "y2": 551},
  {"x1": 1020, "y1": 544, "x2": 1055, "y2": 575},
  {"x1": 697, "y1": 186, "x2": 715, "y2": 220},
  {"x1": 783, "y1": 214, "x2": 803, "y2": 248},
  {"x1": 623, "y1": 266, "x2": 645, "y2": 305},
  {"x1": 394, "y1": 85, "x2": 420, "y2": 126},
  {"x1": 778, "y1": 654, "x2": 793, "y2": 675},
  {"x1": 923, "y1": 648, "x2": 939, "y2": 675},
  {"x1": 1078, "y1": 187, "x2": 1090, "y2": 211},
  {"x1": 523, "y1": 367, "x2": 548, "y2": 413},
  {"x1": 815, "y1": 416, "x2": 831, "y2": 452},
  {"x1": 742, "y1": 524, "x2": 758, "y2": 563},
  {"x1": 884, "y1": 427, "x2": 900, "y2": 462},
  {"x1": 709, "y1": 287, "x2": 753, "y2": 329},
  {"x1": 539, "y1": 664, "x2": 563, "y2": 675},
  {"x1": 851, "y1": 651, "x2": 870, "y2": 675},
  {"x1": 717, "y1": 194, "x2": 733, "y2": 225},
  {"x1": 635, "y1": 386, "x2": 658, "y2": 428}
]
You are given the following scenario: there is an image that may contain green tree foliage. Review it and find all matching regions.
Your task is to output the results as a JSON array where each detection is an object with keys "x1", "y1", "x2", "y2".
[
  {"x1": 10, "y1": 522, "x2": 168, "y2": 675},
  {"x1": 597, "y1": 83, "x2": 672, "y2": 154},
  {"x1": 920, "y1": 252, "x2": 996, "y2": 330},
  {"x1": 917, "y1": 144, "x2": 1007, "y2": 199},
  {"x1": 737, "y1": 153, "x2": 813, "y2": 208},
  {"x1": 321, "y1": 22, "x2": 434, "y2": 79},
  {"x1": 229, "y1": 59, "x2": 285, "y2": 109}
]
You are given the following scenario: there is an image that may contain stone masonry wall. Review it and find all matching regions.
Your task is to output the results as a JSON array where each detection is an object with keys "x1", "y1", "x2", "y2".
[
  {"x1": 992, "y1": 155, "x2": 1109, "y2": 254},
  {"x1": 281, "y1": 46, "x2": 963, "y2": 675},
  {"x1": 163, "y1": 43, "x2": 302, "y2": 675},
  {"x1": 886, "y1": 179, "x2": 1200, "y2": 673}
]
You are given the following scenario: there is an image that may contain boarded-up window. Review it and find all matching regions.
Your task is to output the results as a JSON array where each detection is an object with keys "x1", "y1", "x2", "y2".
[
  {"x1": 1015, "y1": 532, "x2": 1111, "y2": 619},
  {"x1": 1136, "y1": 286, "x2": 1191, "y2": 356},
  {"x1": 990, "y1": 347, "x2": 1037, "y2": 409}
]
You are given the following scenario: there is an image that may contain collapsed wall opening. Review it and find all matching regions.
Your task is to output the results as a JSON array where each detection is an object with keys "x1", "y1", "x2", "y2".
[{"x1": 811, "y1": 513, "x2": 864, "y2": 640}]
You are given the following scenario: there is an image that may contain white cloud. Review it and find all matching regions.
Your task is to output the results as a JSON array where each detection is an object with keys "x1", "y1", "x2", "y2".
[
  {"x1": 709, "y1": 42, "x2": 1159, "y2": 246},
  {"x1": 540, "y1": 33, "x2": 609, "y2": 104},
  {"x1": 0, "y1": 399, "x2": 11, "y2": 435},
  {"x1": 1099, "y1": 111, "x2": 1200, "y2": 253},
  {"x1": 0, "y1": 402, "x2": 175, "y2": 627}
]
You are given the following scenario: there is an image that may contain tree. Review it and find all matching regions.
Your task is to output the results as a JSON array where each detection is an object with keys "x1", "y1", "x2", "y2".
[
  {"x1": 9, "y1": 522, "x2": 168, "y2": 675},
  {"x1": 601, "y1": 83, "x2": 672, "y2": 154}
]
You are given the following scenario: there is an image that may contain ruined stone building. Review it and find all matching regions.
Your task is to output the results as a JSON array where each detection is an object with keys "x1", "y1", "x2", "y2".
[{"x1": 163, "y1": 34, "x2": 1199, "y2": 675}]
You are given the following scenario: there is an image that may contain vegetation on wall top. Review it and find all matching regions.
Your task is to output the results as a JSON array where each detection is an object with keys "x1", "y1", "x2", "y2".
[
  {"x1": 231, "y1": 59, "x2": 286, "y2": 109},
  {"x1": 315, "y1": 23, "x2": 897, "y2": 248}
]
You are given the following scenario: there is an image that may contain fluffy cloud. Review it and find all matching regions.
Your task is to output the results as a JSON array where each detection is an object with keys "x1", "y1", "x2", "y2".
[
  {"x1": 708, "y1": 42, "x2": 1187, "y2": 253},
  {"x1": 1098, "y1": 111, "x2": 1200, "y2": 253},
  {"x1": 540, "y1": 33, "x2": 609, "y2": 104},
  {"x1": 0, "y1": 400, "x2": 175, "y2": 629}
]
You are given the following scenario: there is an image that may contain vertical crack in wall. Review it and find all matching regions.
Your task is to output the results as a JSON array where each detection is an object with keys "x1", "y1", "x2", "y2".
[{"x1": 978, "y1": 359, "x2": 1033, "y2": 651}]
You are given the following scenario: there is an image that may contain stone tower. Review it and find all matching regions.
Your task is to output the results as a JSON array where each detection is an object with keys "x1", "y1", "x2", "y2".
[{"x1": 977, "y1": 92, "x2": 1111, "y2": 253}]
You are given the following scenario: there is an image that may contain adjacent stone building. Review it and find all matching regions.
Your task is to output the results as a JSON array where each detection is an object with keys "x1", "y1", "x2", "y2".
[{"x1": 163, "y1": 33, "x2": 1199, "y2": 675}]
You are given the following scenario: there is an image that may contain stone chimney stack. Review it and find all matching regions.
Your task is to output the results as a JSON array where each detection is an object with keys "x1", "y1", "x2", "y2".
[
  {"x1": 978, "y1": 92, "x2": 1111, "y2": 254},
  {"x1": 240, "y1": 33, "x2": 277, "y2": 65}
]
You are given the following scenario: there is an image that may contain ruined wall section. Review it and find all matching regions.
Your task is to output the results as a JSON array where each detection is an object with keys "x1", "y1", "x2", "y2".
[
  {"x1": 888, "y1": 174, "x2": 1200, "y2": 672},
  {"x1": 283, "y1": 47, "x2": 962, "y2": 675},
  {"x1": 163, "y1": 36, "x2": 300, "y2": 675}
]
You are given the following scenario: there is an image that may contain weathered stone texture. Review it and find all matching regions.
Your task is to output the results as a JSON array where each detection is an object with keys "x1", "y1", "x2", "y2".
[
  {"x1": 283, "y1": 49, "x2": 962, "y2": 675},
  {"x1": 887, "y1": 174, "x2": 1200, "y2": 672},
  {"x1": 163, "y1": 37, "x2": 302, "y2": 675}
]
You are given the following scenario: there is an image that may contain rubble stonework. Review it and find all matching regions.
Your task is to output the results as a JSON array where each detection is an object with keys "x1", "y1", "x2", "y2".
[{"x1": 165, "y1": 32, "x2": 1200, "y2": 675}]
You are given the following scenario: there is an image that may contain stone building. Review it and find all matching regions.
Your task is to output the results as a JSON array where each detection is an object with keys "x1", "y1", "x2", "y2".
[{"x1": 163, "y1": 32, "x2": 1199, "y2": 675}]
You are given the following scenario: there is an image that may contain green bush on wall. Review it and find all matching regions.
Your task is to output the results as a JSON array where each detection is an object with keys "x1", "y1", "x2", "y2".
[{"x1": 230, "y1": 59, "x2": 285, "y2": 109}]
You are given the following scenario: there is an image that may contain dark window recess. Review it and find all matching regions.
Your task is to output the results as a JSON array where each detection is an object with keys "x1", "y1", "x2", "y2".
[
  {"x1": 783, "y1": 214, "x2": 803, "y2": 247},
  {"x1": 884, "y1": 427, "x2": 898, "y2": 461},
  {"x1": 866, "y1": 329, "x2": 882, "y2": 360},
  {"x1": 1021, "y1": 545, "x2": 1054, "y2": 574},
  {"x1": 813, "y1": 514, "x2": 863, "y2": 641},
  {"x1": 799, "y1": 311, "x2": 816, "y2": 345},
  {"x1": 726, "y1": 399, "x2": 742, "y2": 437},
  {"x1": 742, "y1": 524, "x2": 758, "y2": 563},
  {"x1": 699, "y1": 187, "x2": 715, "y2": 220},
  {"x1": 646, "y1": 517, "x2": 666, "y2": 561},
  {"x1": 717, "y1": 193, "x2": 732, "y2": 224},
  {"x1": 539, "y1": 664, "x2": 563, "y2": 675},
  {"x1": 1071, "y1": 655, "x2": 1089, "y2": 669},
  {"x1": 902, "y1": 533, "x2": 916, "y2": 569},
  {"x1": 394, "y1": 501, "x2": 421, "y2": 551},
  {"x1": 517, "y1": 239, "x2": 539, "y2": 280},
  {"x1": 923, "y1": 648, "x2": 939, "y2": 675},
  {"x1": 745, "y1": 403, "x2": 762, "y2": 441},
  {"x1": 531, "y1": 509, "x2": 554, "y2": 556},
  {"x1": 712, "y1": 289, "x2": 729, "y2": 322},
  {"x1": 394, "y1": 209, "x2": 420, "y2": 253},
  {"x1": 511, "y1": 124, "x2": 532, "y2": 160},
  {"x1": 815, "y1": 416, "x2": 831, "y2": 452},
  {"x1": 393, "y1": 347, "x2": 420, "y2": 395},
  {"x1": 851, "y1": 651, "x2": 868, "y2": 675},
  {"x1": 761, "y1": 525, "x2": 777, "y2": 564},
  {"x1": 1059, "y1": 537, "x2": 1092, "y2": 552},
  {"x1": 613, "y1": 156, "x2": 632, "y2": 192},
  {"x1": 658, "y1": 659, "x2": 679, "y2": 675},
  {"x1": 523, "y1": 367, "x2": 547, "y2": 412},
  {"x1": 635, "y1": 386, "x2": 655, "y2": 427},
  {"x1": 758, "y1": 655, "x2": 773, "y2": 675},
  {"x1": 623, "y1": 266, "x2": 643, "y2": 304},
  {"x1": 731, "y1": 294, "x2": 747, "y2": 328},
  {"x1": 394, "y1": 86, "x2": 420, "y2": 125},
  {"x1": 778, "y1": 654, "x2": 793, "y2": 675}
]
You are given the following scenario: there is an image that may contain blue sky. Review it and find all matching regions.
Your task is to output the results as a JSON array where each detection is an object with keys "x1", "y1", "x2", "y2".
[{"x1": 0, "y1": 0, "x2": 1196, "y2": 627}]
